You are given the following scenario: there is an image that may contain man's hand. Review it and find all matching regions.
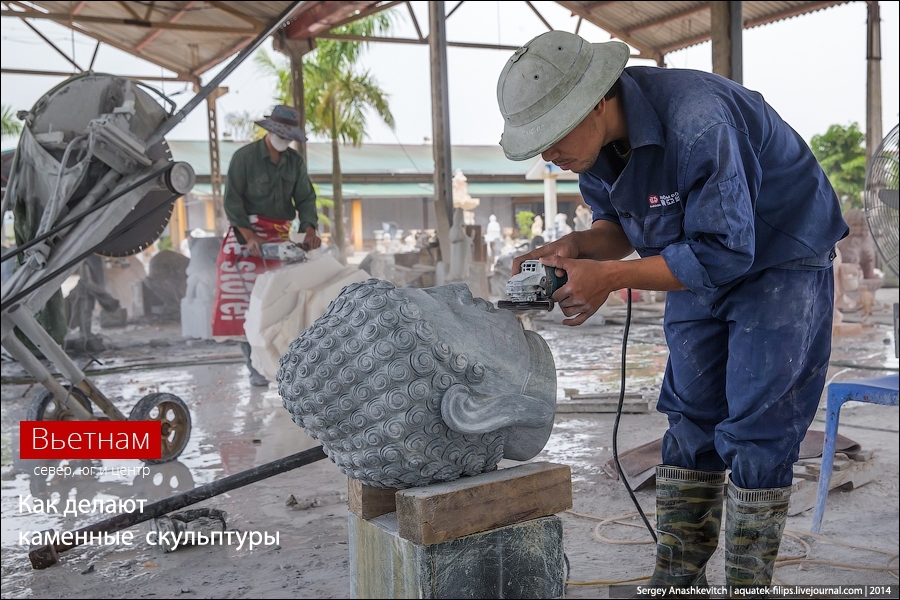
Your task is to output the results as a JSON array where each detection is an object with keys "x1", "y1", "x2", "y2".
[
  {"x1": 302, "y1": 226, "x2": 321, "y2": 250},
  {"x1": 541, "y1": 255, "x2": 616, "y2": 326},
  {"x1": 544, "y1": 253, "x2": 686, "y2": 326},
  {"x1": 238, "y1": 227, "x2": 263, "y2": 257},
  {"x1": 511, "y1": 233, "x2": 580, "y2": 277}
]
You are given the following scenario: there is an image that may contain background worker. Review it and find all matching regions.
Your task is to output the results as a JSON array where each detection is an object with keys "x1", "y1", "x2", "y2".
[
  {"x1": 497, "y1": 31, "x2": 848, "y2": 588},
  {"x1": 212, "y1": 104, "x2": 321, "y2": 387}
]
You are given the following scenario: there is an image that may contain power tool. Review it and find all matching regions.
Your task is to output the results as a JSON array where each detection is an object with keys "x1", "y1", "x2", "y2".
[
  {"x1": 241, "y1": 241, "x2": 308, "y2": 264},
  {"x1": 497, "y1": 259, "x2": 567, "y2": 312}
]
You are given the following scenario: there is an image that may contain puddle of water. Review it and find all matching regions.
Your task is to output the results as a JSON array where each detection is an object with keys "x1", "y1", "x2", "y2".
[{"x1": 1, "y1": 360, "x2": 319, "y2": 595}]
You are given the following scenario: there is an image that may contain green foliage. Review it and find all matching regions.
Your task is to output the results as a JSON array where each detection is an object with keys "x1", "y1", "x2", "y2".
[
  {"x1": 157, "y1": 236, "x2": 174, "y2": 252},
  {"x1": 810, "y1": 123, "x2": 867, "y2": 211},
  {"x1": 313, "y1": 183, "x2": 333, "y2": 228},
  {"x1": 224, "y1": 111, "x2": 265, "y2": 141},
  {"x1": 2, "y1": 104, "x2": 22, "y2": 138},
  {"x1": 516, "y1": 210, "x2": 536, "y2": 239}
]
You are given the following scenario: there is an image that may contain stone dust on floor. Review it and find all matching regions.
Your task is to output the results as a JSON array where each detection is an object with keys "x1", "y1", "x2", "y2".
[{"x1": 1, "y1": 289, "x2": 897, "y2": 598}]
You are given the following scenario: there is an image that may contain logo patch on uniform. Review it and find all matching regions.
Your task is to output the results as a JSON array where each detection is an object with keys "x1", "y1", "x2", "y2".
[{"x1": 648, "y1": 192, "x2": 681, "y2": 208}]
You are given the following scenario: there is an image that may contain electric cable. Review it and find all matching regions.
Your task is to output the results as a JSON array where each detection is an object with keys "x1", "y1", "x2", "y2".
[{"x1": 611, "y1": 287, "x2": 657, "y2": 543}]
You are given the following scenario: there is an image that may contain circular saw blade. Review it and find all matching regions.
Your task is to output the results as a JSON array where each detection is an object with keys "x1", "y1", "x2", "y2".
[{"x1": 94, "y1": 139, "x2": 176, "y2": 258}]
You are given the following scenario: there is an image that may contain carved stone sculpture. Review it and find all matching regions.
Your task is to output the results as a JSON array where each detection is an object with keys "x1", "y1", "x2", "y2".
[
  {"x1": 837, "y1": 208, "x2": 879, "y2": 280},
  {"x1": 574, "y1": 204, "x2": 592, "y2": 232},
  {"x1": 447, "y1": 207, "x2": 474, "y2": 281},
  {"x1": 277, "y1": 279, "x2": 558, "y2": 489}
]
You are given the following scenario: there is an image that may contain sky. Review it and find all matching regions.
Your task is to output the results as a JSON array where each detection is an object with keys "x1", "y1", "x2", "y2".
[{"x1": 1, "y1": 1, "x2": 898, "y2": 153}]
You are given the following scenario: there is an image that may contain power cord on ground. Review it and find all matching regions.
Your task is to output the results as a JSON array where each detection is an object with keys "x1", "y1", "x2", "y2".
[
  {"x1": 562, "y1": 509, "x2": 900, "y2": 586},
  {"x1": 611, "y1": 288, "x2": 657, "y2": 544}
]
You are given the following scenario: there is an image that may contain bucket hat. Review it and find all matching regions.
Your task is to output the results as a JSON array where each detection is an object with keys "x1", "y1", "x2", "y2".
[
  {"x1": 497, "y1": 31, "x2": 629, "y2": 161},
  {"x1": 255, "y1": 105, "x2": 308, "y2": 142}
]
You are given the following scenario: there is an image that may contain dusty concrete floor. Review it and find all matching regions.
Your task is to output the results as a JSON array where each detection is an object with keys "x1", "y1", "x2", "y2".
[{"x1": 1, "y1": 288, "x2": 897, "y2": 599}]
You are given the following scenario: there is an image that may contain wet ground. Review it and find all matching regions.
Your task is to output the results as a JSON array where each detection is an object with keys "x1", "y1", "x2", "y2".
[{"x1": 1, "y1": 288, "x2": 897, "y2": 598}]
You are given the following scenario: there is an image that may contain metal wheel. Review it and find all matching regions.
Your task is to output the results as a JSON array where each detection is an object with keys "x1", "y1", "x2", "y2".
[
  {"x1": 128, "y1": 393, "x2": 191, "y2": 464},
  {"x1": 27, "y1": 386, "x2": 93, "y2": 421}
]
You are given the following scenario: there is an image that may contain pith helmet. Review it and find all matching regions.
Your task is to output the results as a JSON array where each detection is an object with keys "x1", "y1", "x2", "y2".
[{"x1": 497, "y1": 31, "x2": 629, "y2": 161}]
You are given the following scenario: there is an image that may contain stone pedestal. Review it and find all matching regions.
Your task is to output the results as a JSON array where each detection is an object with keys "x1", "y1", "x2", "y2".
[
  {"x1": 348, "y1": 461, "x2": 571, "y2": 599},
  {"x1": 349, "y1": 512, "x2": 565, "y2": 599}
]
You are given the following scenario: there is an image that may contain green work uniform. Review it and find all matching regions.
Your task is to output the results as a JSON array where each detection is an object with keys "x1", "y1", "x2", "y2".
[{"x1": 223, "y1": 138, "x2": 317, "y2": 243}]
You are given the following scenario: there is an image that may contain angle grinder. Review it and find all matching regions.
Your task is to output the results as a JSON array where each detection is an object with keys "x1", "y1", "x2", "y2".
[
  {"x1": 240, "y1": 241, "x2": 308, "y2": 264},
  {"x1": 497, "y1": 259, "x2": 567, "y2": 312}
]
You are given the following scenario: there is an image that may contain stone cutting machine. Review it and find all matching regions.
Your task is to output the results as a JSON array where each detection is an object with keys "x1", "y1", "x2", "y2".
[{"x1": 1, "y1": 73, "x2": 197, "y2": 463}]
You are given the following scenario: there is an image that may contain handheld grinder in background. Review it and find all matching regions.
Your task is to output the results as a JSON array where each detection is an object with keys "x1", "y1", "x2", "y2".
[
  {"x1": 240, "y1": 241, "x2": 308, "y2": 264},
  {"x1": 497, "y1": 259, "x2": 567, "y2": 312}
]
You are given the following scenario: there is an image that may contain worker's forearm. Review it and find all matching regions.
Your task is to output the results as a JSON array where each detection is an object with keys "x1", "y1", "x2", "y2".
[
  {"x1": 605, "y1": 255, "x2": 687, "y2": 292},
  {"x1": 237, "y1": 227, "x2": 258, "y2": 242}
]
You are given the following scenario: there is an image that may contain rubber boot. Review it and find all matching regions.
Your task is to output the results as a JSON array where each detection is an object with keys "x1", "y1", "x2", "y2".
[
  {"x1": 724, "y1": 477, "x2": 791, "y2": 593},
  {"x1": 240, "y1": 341, "x2": 269, "y2": 387},
  {"x1": 647, "y1": 466, "x2": 726, "y2": 590}
]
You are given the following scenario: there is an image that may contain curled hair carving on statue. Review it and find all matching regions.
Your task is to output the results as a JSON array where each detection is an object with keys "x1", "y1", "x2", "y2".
[{"x1": 277, "y1": 279, "x2": 557, "y2": 489}]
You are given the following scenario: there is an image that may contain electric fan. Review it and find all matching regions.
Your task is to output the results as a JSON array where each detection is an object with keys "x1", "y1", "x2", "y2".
[{"x1": 863, "y1": 123, "x2": 899, "y2": 356}]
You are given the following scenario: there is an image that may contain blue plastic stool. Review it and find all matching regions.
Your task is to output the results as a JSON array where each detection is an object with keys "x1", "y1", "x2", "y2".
[{"x1": 810, "y1": 374, "x2": 899, "y2": 534}]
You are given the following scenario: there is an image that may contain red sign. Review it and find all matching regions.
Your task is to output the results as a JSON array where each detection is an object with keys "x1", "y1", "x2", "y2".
[{"x1": 20, "y1": 421, "x2": 162, "y2": 460}]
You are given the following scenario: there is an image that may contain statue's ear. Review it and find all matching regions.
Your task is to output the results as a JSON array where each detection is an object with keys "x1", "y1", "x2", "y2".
[{"x1": 440, "y1": 383, "x2": 555, "y2": 435}]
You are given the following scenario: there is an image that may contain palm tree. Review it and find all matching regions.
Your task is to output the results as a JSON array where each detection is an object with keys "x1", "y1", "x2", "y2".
[
  {"x1": 2, "y1": 104, "x2": 22, "y2": 138},
  {"x1": 254, "y1": 12, "x2": 396, "y2": 263}
]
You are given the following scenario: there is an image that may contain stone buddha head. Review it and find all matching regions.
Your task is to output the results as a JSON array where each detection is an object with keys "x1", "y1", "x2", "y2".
[{"x1": 277, "y1": 279, "x2": 557, "y2": 489}]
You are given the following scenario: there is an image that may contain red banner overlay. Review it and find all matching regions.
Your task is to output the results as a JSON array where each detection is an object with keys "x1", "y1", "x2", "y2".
[{"x1": 20, "y1": 421, "x2": 162, "y2": 460}]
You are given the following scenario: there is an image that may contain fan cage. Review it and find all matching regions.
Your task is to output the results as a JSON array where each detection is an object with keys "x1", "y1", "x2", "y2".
[{"x1": 863, "y1": 124, "x2": 899, "y2": 278}]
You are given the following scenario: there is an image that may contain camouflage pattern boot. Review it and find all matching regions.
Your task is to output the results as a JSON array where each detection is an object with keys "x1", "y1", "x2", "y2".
[
  {"x1": 647, "y1": 466, "x2": 726, "y2": 588},
  {"x1": 724, "y1": 477, "x2": 791, "y2": 592}
]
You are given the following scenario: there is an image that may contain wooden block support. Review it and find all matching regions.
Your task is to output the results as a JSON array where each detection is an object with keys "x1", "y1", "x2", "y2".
[
  {"x1": 395, "y1": 461, "x2": 572, "y2": 546},
  {"x1": 788, "y1": 452, "x2": 878, "y2": 516},
  {"x1": 348, "y1": 478, "x2": 398, "y2": 520}
]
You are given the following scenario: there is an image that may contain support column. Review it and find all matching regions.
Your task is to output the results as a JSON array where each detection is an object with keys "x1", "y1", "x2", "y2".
[
  {"x1": 429, "y1": 1, "x2": 453, "y2": 264},
  {"x1": 543, "y1": 175, "x2": 558, "y2": 240},
  {"x1": 274, "y1": 34, "x2": 317, "y2": 161},
  {"x1": 866, "y1": 0, "x2": 883, "y2": 165},
  {"x1": 710, "y1": 1, "x2": 743, "y2": 84},
  {"x1": 170, "y1": 196, "x2": 187, "y2": 250},
  {"x1": 206, "y1": 86, "x2": 228, "y2": 236},
  {"x1": 351, "y1": 199, "x2": 363, "y2": 252}
]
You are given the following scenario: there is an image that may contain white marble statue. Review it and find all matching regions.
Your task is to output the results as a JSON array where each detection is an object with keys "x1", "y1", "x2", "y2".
[
  {"x1": 485, "y1": 214, "x2": 503, "y2": 258},
  {"x1": 531, "y1": 215, "x2": 544, "y2": 239},
  {"x1": 447, "y1": 207, "x2": 474, "y2": 281},
  {"x1": 574, "y1": 204, "x2": 593, "y2": 232},
  {"x1": 553, "y1": 212, "x2": 572, "y2": 239}
]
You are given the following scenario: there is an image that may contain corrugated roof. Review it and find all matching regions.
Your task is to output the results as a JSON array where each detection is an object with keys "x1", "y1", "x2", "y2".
[
  {"x1": 1, "y1": 1, "x2": 387, "y2": 82},
  {"x1": 557, "y1": 1, "x2": 851, "y2": 61},
  {"x1": 2, "y1": 2, "x2": 853, "y2": 79}
]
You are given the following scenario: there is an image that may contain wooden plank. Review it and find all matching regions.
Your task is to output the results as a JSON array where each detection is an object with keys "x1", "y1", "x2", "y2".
[
  {"x1": 348, "y1": 478, "x2": 398, "y2": 520},
  {"x1": 395, "y1": 462, "x2": 572, "y2": 546},
  {"x1": 561, "y1": 391, "x2": 653, "y2": 413},
  {"x1": 788, "y1": 456, "x2": 878, "y2": 516}
]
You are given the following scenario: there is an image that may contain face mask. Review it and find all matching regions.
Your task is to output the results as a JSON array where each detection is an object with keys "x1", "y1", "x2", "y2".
[{"x1": 268, "y1": 133, "x2": 290, "y2": 152}]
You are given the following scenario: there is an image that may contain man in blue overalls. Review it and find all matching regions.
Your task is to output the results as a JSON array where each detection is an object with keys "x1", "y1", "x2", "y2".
[{"x1": 498, "y1": 31, "x2": 848, "y2": 589}]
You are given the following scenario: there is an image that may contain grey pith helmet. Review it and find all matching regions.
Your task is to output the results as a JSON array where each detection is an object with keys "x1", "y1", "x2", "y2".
[{"x1": 497, "y1": 31, "x2": 630, "y2": 161}]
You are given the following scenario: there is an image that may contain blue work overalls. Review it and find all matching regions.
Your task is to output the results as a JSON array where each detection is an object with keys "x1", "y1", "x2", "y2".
[{"x1": 581, "y1": 68, "x2": 849, "y2": 489}]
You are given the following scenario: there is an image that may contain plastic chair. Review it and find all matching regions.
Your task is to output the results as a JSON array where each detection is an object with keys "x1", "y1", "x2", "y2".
[{"x1": 810, "y1": 374, "x2": 899, "y2": 533}]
